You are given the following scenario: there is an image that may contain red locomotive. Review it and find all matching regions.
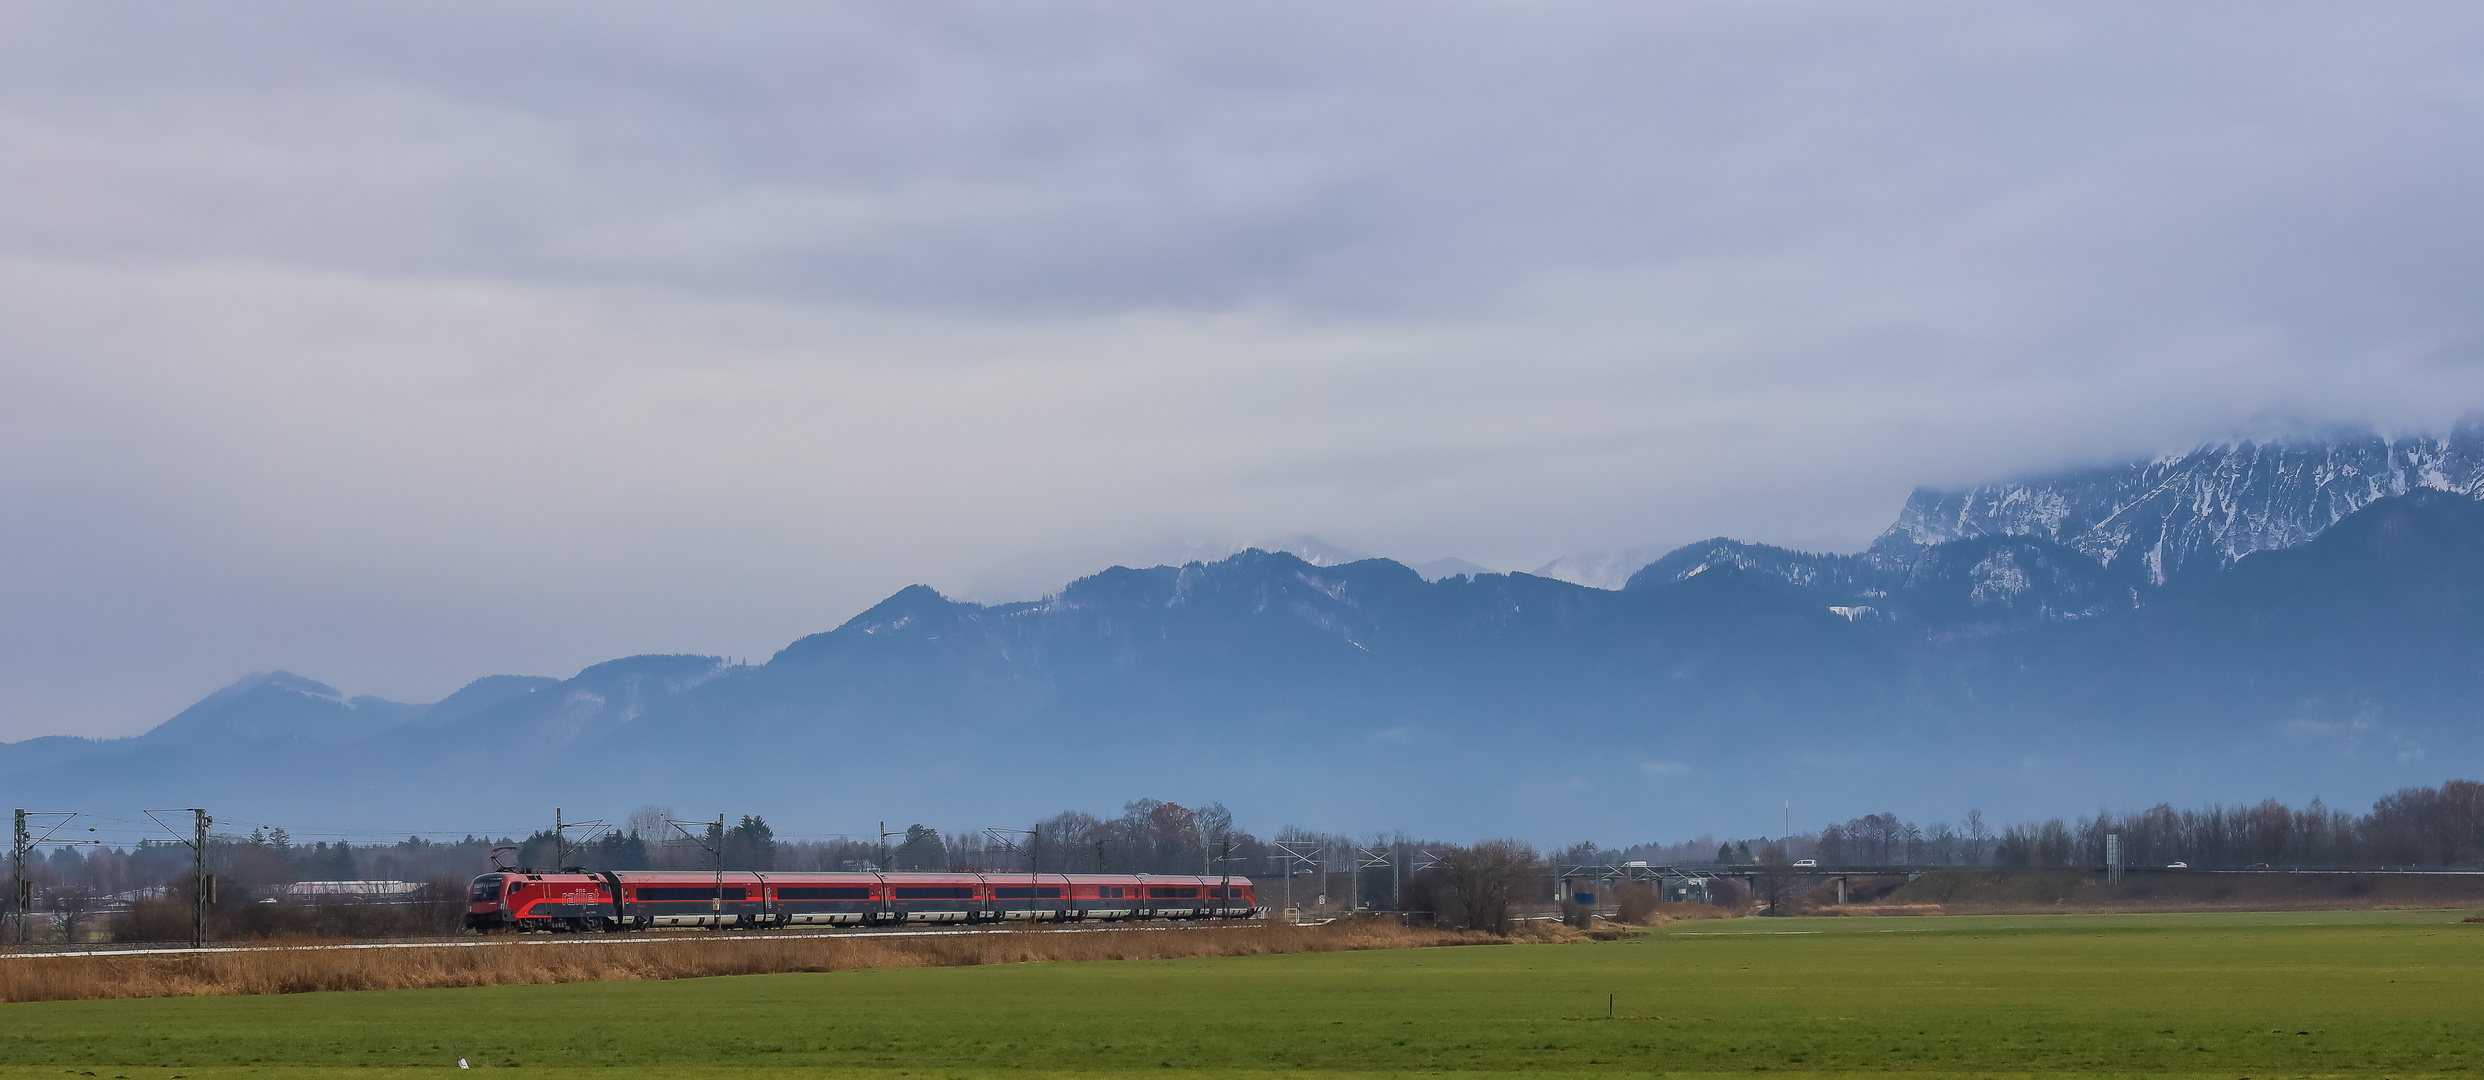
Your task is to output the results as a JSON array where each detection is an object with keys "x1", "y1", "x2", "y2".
[{"x1": 466, "y1": 869, "x2": 1260, "y2": 932}]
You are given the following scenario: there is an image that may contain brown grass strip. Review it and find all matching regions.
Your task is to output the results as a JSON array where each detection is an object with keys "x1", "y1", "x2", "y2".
[
  {"x1": 1796, "y1": 897, "x2": 2484, "y2": 916},
  {"x1": 0, "y1": 920, "x2": 1475, "y2": 1004}
]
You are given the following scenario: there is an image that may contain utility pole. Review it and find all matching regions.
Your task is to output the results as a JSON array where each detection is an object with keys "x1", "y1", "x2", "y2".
[
  {"x1": 1392, "y1": 839, "x2": 1403, "y2": 912},
  {"x1": 1410, "y1": 847, "x2": 1443, "y2": 916},
  {"x1": 1272, "y1": 841, "x2": 1319, "y2": 922},
  {"x1": 664, "y1": 814, "x2": 728, "y2": 929},
  {"x1": 194, "y1": 809, "x2": 210, "y2": 948},
  {"x1": 11, "y1": 811, "x2": 103, "y2": 945},
  {"x1": 9, "y1": 810, "x2": 23, "y2": 945},
  {"x1": 986, "y1": 828, "x2": 1042, "y2": 919},
  {"x1": 1349, "y1": 841, "x2": 1359, "y2": 913},
  {"x1": 550, "y1": 808, "x2": 607, "y2": 870},
  {"x1": 145, "y1": 808, "x2": 212, "y2": 947},
  {"x1": 1353, "y1": 845, "x2": 1391, "y2": 914}
]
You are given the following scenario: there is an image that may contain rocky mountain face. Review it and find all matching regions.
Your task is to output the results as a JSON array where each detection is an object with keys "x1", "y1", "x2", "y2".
[
  {"x1": 1879, "y1": 426, "x2": 2484, "y2": 583},
  {"x1": 1624, "y1": 427, "x2": 2484, "y2": 638},
  {"x1": 7, "y1": 431, "x2": 2483, "y2": 839}
]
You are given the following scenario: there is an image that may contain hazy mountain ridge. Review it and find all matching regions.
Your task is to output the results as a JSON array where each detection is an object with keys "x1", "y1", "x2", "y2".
[
  {"x1": 6, "y1": 433, "x2": 2484, "y2": 836},
  {"x1": 1620, "y1": 532, "x2": 2130, "y2": 639}
]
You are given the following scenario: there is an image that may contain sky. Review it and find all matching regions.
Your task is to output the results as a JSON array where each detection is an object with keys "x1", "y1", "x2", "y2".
[{"x1": 6, "y1": 1, "x2": 2484, "y2": 741}]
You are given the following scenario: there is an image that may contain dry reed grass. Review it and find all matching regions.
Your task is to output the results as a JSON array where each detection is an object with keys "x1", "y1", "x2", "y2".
[
  {"x1": 1637, "y1": 901, "x2": 1738, "y2": 924},
  {"x1": 1814, "y1": 903, "x2": 1948, "y2": 917},
  {"x1": 0, "y1": 919, "x2": 1472, "y2": 1004},
  {"x1": 1824, "y1": 900, "x2": 2484, "y2": 916}
]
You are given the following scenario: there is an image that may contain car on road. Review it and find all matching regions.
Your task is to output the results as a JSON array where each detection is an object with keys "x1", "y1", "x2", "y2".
[
  {"x1": 2165, "y1": 861, "x2": 2188, "y2": 868},
  {"x1": 1793, "y1": 859, "x2": 1818, "y2": 868}
]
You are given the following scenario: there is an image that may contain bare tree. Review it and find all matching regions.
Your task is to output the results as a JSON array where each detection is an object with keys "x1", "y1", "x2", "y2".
[
  {"x1": 1034, "y1": 810, "x2": 1102, "y2": 863},
  {"x1": 1963, "y1": 809, "x2": 1993, "y2": 865},
  {"x1": 1611, "y1": 881, "x2": 1660, "y2": 925},
  {"x1": 1756, "y1": 843, "x2": 1794, "y2": 915},
  {"x1": 1924, "y1": 822, "x2": 1959, "y2": 865},
  {"x1": 50, "y1": 887, "x2": 96, "y2": 944},
  {"x1": 1817, "y1": 823, "x2": 1848, "y2": 865},
  {"x1": 625, "y1": 806, "x2": 673, "y2": 841},
  {"x1": 1439, "y1": 839, "x2": 1539, "y2": 936}
]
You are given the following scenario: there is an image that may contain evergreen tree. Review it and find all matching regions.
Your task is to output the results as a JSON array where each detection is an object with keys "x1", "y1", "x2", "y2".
[
  {"x1": 294, "y1": 841, "x2": 356, "y2": 881},
  {"x1": 583, "y1": 830, "x2": 649, "y2": 870},
  {"x1": 516, "y1": 829, "x2": 566, "y2": 870},
  {"x1": 894, "y1": 824, "x2": 947, "y2": 870},
  {"x1": 724, "y1": 816, "x2": 776, "y2": 871}
]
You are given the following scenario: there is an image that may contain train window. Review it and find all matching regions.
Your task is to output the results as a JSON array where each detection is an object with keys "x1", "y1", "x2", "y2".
[
  {"x1": 1147, "y1": 887, "x2": 1200, "y2": 899},
  {"x1": 777, "y1": 886, "x2": 871, "y2": 901},
  {"x1": 992, "y1": 887, "x2": 1062, "y2": 899},
  {"x1": 893, "y1": 886, "x2": 978, "y2": 900},
  {"x1": 1096, "y1": 886, "x2": 1125, "y2": 900},
  {"x1": 470, "y1": 879, "x2": 501, "y2": 902},
  {"x1": 635, "y1": 887, "x2": 749, "y2": 902}
]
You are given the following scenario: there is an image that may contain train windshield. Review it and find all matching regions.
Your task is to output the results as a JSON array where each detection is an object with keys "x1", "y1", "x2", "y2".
[{"x1": 470, "y1": 877, "x2": 502, "y2": 902}]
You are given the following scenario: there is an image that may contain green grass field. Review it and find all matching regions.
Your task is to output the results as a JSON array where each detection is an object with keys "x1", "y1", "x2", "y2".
[{"x1": 3, "y1": 909, "x2": 2480, "y2": 1078}]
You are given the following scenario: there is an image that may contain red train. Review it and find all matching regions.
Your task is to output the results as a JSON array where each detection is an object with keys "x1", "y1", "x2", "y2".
[{"x1": 465, "y1": 869, "x2": 1261, "y2": 932}]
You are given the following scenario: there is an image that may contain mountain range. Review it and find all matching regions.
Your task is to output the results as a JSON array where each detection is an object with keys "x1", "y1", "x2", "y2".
[{"x1": 6, "y1": 427, "x2": 2483, "y2": 841}]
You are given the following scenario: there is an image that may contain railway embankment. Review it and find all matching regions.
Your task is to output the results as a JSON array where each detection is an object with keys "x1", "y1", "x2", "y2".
[{"x1": 0, "y1": 918, "x2": 1476, "y2": 1004}]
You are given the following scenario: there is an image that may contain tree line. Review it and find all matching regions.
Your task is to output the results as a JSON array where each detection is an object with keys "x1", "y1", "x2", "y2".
[
  {"x1": 12, "y1": 779, "x2": 2484, "y2": 944},
  {"x1": 1808, "y1": 780, "x2": 2484, "y2": 868}
]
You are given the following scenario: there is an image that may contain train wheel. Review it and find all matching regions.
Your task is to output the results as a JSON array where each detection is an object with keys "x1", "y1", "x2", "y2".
[{"x1": 583, "y1": 916, "x2": 610, "y2": 933}]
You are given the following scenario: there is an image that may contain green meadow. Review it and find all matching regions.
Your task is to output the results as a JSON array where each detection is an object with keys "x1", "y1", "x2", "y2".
[{"x1": 3, "y1": 908, "x2": 2479, "y2": 1079}]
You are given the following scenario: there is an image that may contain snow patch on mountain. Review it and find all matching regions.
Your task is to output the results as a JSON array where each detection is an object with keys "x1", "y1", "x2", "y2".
[
  {"x1": 1534, "y1": 548, "x2": 1669, "y2": 590},
  {"x1": 1967, "y1": 551, "x2": 2030, "y2": 605},
  {"x1": 1410, "y1": 557, "x2": 1495, "y2": 581}
]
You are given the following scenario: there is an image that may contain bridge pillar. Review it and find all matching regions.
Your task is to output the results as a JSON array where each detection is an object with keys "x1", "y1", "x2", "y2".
[{"x1": 1836, "y1": 876, "x2": 1845, "y2": 905}]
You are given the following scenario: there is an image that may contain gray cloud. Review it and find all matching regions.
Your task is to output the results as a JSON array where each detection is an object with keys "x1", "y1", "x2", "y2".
[{"x1": 5, "y1": 1, "x2": 2484, "y2": 737}]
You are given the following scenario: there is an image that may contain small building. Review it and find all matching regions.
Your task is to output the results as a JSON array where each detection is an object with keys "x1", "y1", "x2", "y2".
[{"x1": 271, "y1": 880, "x2": 426, "y2": 901}]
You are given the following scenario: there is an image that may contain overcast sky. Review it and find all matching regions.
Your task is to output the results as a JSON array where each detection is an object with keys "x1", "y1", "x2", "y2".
[{"x1": 5, "y1": 1, "x2": 2484, "y2": 739}]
